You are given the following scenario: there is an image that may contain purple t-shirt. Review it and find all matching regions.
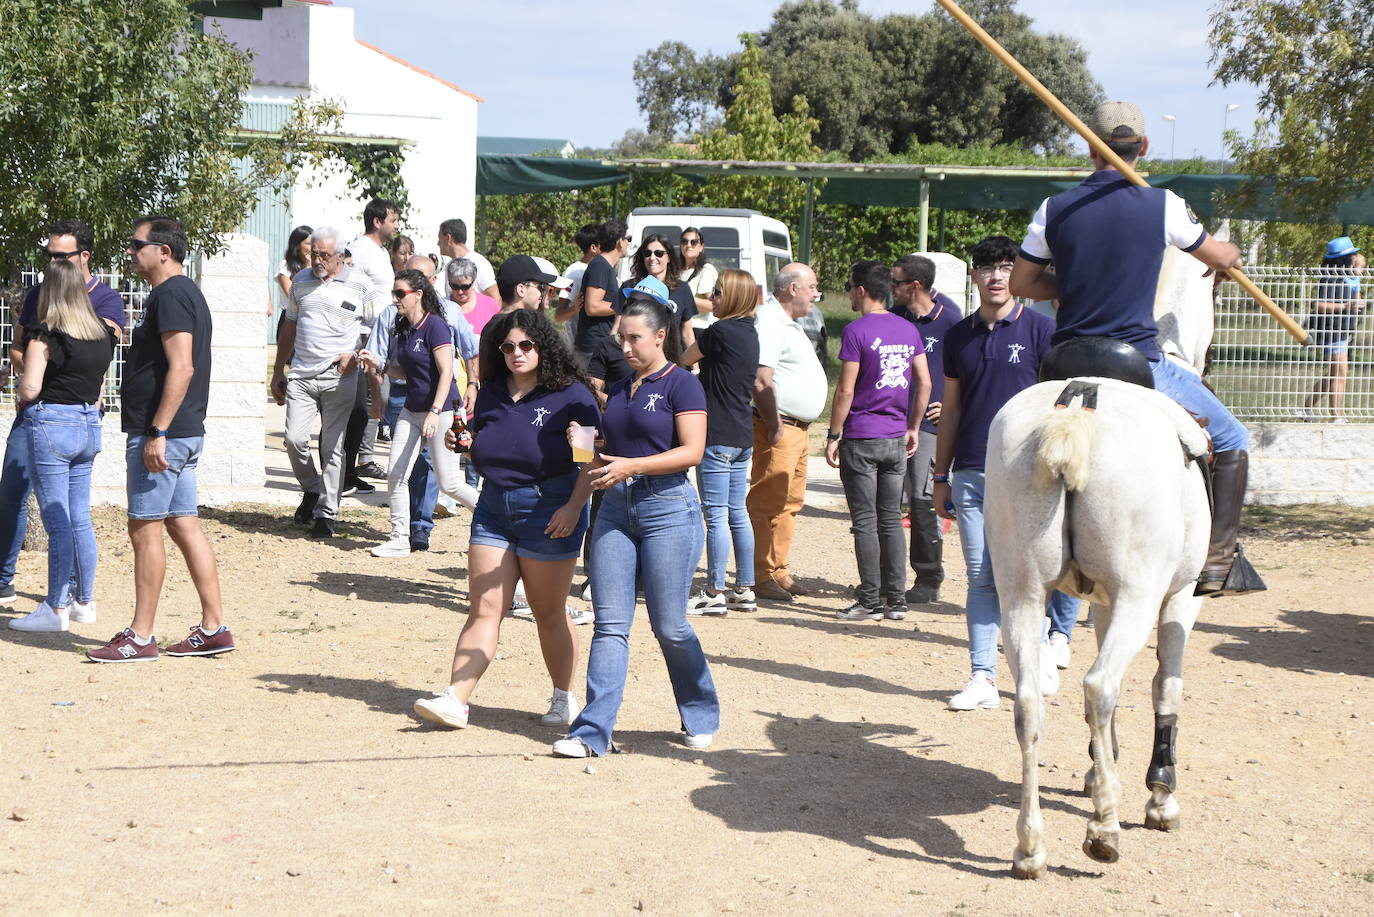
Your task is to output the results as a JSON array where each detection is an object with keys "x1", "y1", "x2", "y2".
[
  {"x1": 837, "y1": 311, "x2": 925, "y2": 439},
  {"x1": 396, "y1": 313, "x2": 459, "y2": 414},
  {"x1": 21, "y1": 279, "x2": 127, "y2": 332},
  {"x1": 469, "y1": 382, "x2": 601, "y2": 487},
  {"x1": 941, "y1": 304, "x2": 1056, "y2": 472},
  {"x1": 897, "y1": 295, "x2": 963, "y2": 435},
  {"x1": 602, "y1": 362, "x2": 706, "y2": 459}
]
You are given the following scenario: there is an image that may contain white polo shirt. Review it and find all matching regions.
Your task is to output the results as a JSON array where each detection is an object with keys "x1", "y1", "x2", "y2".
[
  {"x1": 286, "y1": 266, "x2": 386, "y2": 379},
  {"x1": 348, "y1": 235, "x2": 394, "y2": 298},
  {"x1": 756, "y1": 296, "x2": 827, "y2": 423}
]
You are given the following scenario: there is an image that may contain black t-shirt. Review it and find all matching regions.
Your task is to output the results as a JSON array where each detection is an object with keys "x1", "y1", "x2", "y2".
[
  {"x1": 121, "y1": 274, "x2": 213, "y2": 437},
  {"x1": 575, "y1": 257, "x2": 619, "y2": 355},
  {"x1": 618, "y1": 278, "x2": 699, "y2": 329},
  {"x1": 586, "y1": 333, "x2": 631, "y2": 388},
  {"x1": 26, "y1": 324, "x2": 117, "y2": 405},
  {"x1": 697, "y1": 316, "x2": 759, "y2": 447}
]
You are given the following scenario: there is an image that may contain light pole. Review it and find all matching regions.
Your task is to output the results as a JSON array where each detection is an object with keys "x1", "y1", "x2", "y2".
[
  {"x1": 1162, "y1": 114, "x2": 1177, "y2": 161},
  {"x1": 1221, "y1": 103, "x2": 1239, "y2": 161}
]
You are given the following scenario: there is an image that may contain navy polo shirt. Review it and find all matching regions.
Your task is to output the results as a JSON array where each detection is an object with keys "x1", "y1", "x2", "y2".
[
  {"x1": 1019, "y1": 169, "x2": 1207, "y2": 361},
  {"x1": 601, "y1": 362, "x2": 707, "y2": 459},
  {"x1": 941, "y1": 305, "x2": 1055, "y2": 472},
  {"x1": 893, "y1": 295, "x2": 963, "y2": 435},
  {"x1": 21, "y1": 279, "x2": 127, "y2": 332},
  {"x1": 395, "y1": 313, "x2": 459, "y2": 414},
  {"x1": 469, "y1": 382, "x2": 601, "y2": 487}
]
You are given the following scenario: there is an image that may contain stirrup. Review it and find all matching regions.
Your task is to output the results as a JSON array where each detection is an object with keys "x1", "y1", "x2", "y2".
[{"x1": 1196, "y1": 545, "x2": 1267, "y2": 597}]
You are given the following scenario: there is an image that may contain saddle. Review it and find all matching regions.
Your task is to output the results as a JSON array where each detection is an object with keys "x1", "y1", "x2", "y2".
[{"x1": 1038, "y1": 336, "x2": 1155, "y2": 388}]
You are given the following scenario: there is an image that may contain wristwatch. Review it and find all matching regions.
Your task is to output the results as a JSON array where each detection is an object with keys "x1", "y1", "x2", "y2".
[
  {"x1": 825, "y1": 431, "x2": 842, "y2": 442},
  {"x1": 146, "y1": 426, "x2": 168, "y2": 438}
]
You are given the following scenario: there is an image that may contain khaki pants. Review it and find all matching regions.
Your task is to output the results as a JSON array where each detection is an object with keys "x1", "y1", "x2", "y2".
[{"x1": 746, "y1": 417, "x2": 810, "y2": 585}]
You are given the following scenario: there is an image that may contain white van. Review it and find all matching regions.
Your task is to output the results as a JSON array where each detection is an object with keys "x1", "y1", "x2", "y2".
[{"x1": 621, "y1": 207, "x2": 793, "y2": 290}]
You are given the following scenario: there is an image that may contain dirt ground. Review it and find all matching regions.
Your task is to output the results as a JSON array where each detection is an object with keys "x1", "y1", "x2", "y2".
[{"x1": 2, "y1": 481, "x2": 1372, "y2": 914}]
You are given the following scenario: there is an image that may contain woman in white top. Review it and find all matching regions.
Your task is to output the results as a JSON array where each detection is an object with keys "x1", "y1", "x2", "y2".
[
  {"x1": 273, "y1": 226, "x2": 312, "y2": 316},
  {"x1": 679, "y1": 227, "x2": 719, "y2": 331}
]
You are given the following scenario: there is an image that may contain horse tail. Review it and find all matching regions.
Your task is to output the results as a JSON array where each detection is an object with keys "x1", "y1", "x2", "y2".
[{"x1": 1034, "y1": 406, "x2": 1097, "y2": 492}]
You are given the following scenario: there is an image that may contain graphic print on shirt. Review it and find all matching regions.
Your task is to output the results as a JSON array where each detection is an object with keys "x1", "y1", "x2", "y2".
[
  {"x1": 412, "y1": 337, "x2": 426, "y2": 353},
  {"x1": 532, "y1": 406, "x2": 550, "y2": 426},
  {"x1": 644, "y1": 393, "x2": 664, "y2": 412},
  {"x1": 1008, "y1": 343, "x2": 1024, "y2": 364},
  {"x1": 924, "y1": 334, "x2": 939, "y2": 354},
  {"x1": 869, "y1": 336, "x2": 918, "y2": 390}
]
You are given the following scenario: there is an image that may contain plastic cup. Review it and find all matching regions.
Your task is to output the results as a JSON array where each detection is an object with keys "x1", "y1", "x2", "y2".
[{"x1": 571, "y1": 426, "x2": 597, "y2": 463}]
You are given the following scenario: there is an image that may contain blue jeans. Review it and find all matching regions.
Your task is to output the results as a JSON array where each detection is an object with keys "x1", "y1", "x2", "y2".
[
  {"x1": 26, "y1": 403, "x2": 102, "y2": 607},
  {"x1": 568, "y1": 473, "x2": 720, "y2": 755},
  {"x1": 953, "y1": 469, "x2": 1078, "y2": 678},
  {"x1": 386, "y1": 380, "x2": 440, "y2": 545},
  {"x1": 1150, "y1": 356, "x2": 1249, "y2": 452},
  {"x1": 0, "y1": 413, "x2": 31, "y2": 590},
  {"x1": 694, "y1": 444, "x2": 755, "y2": 591}
]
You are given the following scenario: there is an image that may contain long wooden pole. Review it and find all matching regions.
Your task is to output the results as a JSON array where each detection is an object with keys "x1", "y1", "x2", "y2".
[{"x1": 935, "y1": 0, "x2": 1311, "y2": 345}]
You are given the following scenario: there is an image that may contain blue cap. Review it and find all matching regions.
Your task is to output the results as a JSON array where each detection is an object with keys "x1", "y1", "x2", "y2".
[
  {"x1": 1326, "y1": 236, "x2": 1359, "y2": 259},
  {"x1": 624, "y1": 276, "x2": 671, "y2": 308}
]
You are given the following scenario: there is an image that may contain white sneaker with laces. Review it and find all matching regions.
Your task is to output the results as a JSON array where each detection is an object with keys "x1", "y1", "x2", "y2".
[
  {"x1": 948, "y1": 673, "x2": 1000, "y2": 710},
  {"x1": 371, "y1": 537, "x2": 412, "y2": 558},
  {"x1": 725, "y1": 588, "x2": 756, "y2": 611},
  {"x1": 508, "y1": 599, "x2": 533, "y2": 619},
  {"x1": 683, "y1": 732, "x2": 714, "y2": 750},
  {"x1": 836, "y1": 603, "x2": 883, "y2": 621},
  {"x1": 552, "y1": 736, "x2": 592, "y2": 758},
  {"x1": 8, "y1": 601, "x2": 68, "y2": 632},
  {"x1": 567, "y1": 606, "x2": 593, "y2": 626},
  {"x1": 1049, "y1": 631, "x2": 1071, "y2": 669},
  {"x1": 69, "y1": 599, "x2": 97, "y2": 624},
  {"x1": 413, "y1": 687, "x2": 469, "y2": 728},
  {"x1": 687, "y1": 590, "x2": 727, "y2": 616},
  {"x1": 541, "y1": 689, "x2": 581, "y2": 726}
]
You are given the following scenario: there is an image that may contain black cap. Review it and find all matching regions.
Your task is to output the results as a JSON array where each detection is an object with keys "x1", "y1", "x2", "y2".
[{"x1": 496, "y1": 254, "x2": 557, "y2": 288}]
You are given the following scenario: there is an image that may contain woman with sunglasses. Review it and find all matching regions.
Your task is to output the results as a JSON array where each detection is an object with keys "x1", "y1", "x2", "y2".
[
  {"x1": 552, "y1": 288, "x2": 719, "y2": 758},
  {"x1": 678, "y1": 227, "x2": 719, "y2": 330},
  {"x1": 445, "y1": 257, "x2": 501, "y2": 337},
  {"x1": 621, "y1": 233, "x2": 698, "y2": 350},
  {"x1": 679, "y1": 269, "x2": 759, "y2": 615},
  {"x1": 360, "y1": 269, "x2": 476, "y2": 557},
  {"x1": 414, "y1": 310, "x2": 599, "y2": 729}
]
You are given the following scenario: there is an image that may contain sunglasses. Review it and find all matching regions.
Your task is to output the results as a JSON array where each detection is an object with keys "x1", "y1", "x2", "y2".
[
  {"x1": 622, "y1": 235, "x2": 632, "y2": 242},
  {"x1": 448, "y1": 281, "x2": 474, "y2": 292},
  {"x1": 310, "y1": 250, "x2": 337, "y2": 261},
  {"x1": 499, "y1": 339, "x2": 538, "y2": 354},
  {"x1": 44, "y1": 249, "x2": 81, "y2": 261},
  {"x1": 681, "y1": 238, "x2": 702, "y2": 246},
  {"x1": 391, "y1": 288, "x2": 416, "y2": 300},
  {"x1": 643, "y1": 248, "x2": 669, "y2": 258},
  {"x1": 127, "y1": 238, "x2": 162, "y2": 251},
  {"x1": 709, "y1": 288, "x2": 721, "y2": 297}
]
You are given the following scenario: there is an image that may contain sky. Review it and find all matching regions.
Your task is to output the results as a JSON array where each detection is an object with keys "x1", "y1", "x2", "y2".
[{"x1": 344, "y1": 0, "x2": 1262, "y2": 161}]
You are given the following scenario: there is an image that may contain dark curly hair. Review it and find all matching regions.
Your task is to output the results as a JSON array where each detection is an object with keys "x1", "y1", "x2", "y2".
[
  {"x1": 480, "y1": 309, "x2": 591, "y2": 393},
  {"x1": 392, "y1": 268, "x2": 442, "y2": 336},
  {"x1": 630, "y1": 233, "x2": 684, "y2": 289}
]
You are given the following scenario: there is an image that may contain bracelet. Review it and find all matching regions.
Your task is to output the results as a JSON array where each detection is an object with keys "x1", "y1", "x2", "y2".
[
  {"x1": 932, "y1": 473, "x2": 951, "y2": 484},
  {"x1": 467, "y1": 381, "x2": 478, "y2": 388},
  {"x1": 429, "y1": 407, "x2": 441, "y2": 415},
  {"x1": 825, "y1": 431, "x2": 841, "y2": 442}
]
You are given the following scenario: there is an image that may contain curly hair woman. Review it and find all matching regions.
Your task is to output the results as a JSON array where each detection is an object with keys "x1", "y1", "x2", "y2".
[{"x1": 413, "y1": 309, "x2": 601, "y2": 730}]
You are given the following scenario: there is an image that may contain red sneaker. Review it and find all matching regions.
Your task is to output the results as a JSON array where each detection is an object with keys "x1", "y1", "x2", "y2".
[
  {"x1": 165, "y1": 625, "x2": 236, "y2": 657},
  {"x1": 86, "y1": 628, "x2": 159, "y2": 663}
]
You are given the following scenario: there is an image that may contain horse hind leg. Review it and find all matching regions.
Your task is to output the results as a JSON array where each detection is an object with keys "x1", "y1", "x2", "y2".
[
  {"x1": 1005, "y1": 599, "x2": 1049, "y2": 879},
  {"x1": 1145, "y1": 585, "x2": 1203, "y2": 832}
]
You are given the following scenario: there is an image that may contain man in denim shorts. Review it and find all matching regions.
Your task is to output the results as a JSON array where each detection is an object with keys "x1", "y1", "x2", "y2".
[{"x1": 87, "y1": 216, "x2": 235, "y2": 663}]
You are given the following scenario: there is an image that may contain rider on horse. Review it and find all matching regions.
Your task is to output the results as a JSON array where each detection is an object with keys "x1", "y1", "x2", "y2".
[{"x1": 1009, "y1": 100, "x2": 1261, "y2": 597}]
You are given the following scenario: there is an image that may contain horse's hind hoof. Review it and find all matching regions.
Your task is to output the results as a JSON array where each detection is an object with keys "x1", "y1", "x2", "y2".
[
  {"x1": 1144, "y1": 809, "x2": 1181, "y2": 832},
  {"x1": 1082, "y1": 834, "x2": 1120, "y2": 863},
  {"x1": 1012, "y1": 847, "x2": 1047, "y2": 880}
]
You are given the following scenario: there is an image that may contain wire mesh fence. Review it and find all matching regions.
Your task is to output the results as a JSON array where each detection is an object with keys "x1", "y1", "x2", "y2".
[{"x1": 1211, "y1": 266, "x2": 1372, "y2": 423}]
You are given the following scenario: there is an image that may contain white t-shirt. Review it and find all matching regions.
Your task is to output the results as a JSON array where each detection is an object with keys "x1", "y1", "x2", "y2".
[
  {"x1": 285, "y1": 267, "x2": 386, "y2": 379},
  {"x1": 348, "y1": 235, "x2": 394, "y2": 298},
  {"x1": 755, "y1": 296, "x2": 827, "y2": 423},
  {"x1": 682, "y1": 263, "x2": 719, "y2": 330},
  {"x1": 465, "y1": 249, "x2": 497, "y2": 293}
]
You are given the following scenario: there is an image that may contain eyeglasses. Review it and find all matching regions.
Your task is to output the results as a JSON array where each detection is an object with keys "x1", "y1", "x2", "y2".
[
  {"x1": 391, "y1": 288, "x2": 416, "y2": 300},
  {"x1": 127, "y1": 238, "x2": 162, "y2": 251},
  {"x1": 499, "y1": 339, "x2": 538, "y2": 354},
  {"x1": 891, "y1": 277, "x2": 914, "y2": 286},
  {"x1": 643, "y1": 249, "x2": 669, "y2": 258},
  {"x1": 622, "y1": 235, "x2": 632, "y2": 242},
  {"x1": 973, "y1": 262, "x2": 1016, "y2": 277},
  {"x1": 309, "y1": 250, "x2": 336, "y2": 261},
  {"x1": 522, "y1": 280, "x2": 549, "y2": 292},
  {"x1": 449, "y1": 281, "x2": 474, "y2": 292},
  {"x1": 44, "y1": 249, "x2": 81, "y2": 261},
  {"x1": 681, "y1": 238, "x2": 702, "y2": 247},
  {"x1": 709, "y1": 288, "x2": 721, "y2": 297}
]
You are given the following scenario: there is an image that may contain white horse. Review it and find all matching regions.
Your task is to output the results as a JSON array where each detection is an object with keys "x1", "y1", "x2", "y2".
[{"x1": 985, "y1": 248, "x2": 1219, "y2": 878}]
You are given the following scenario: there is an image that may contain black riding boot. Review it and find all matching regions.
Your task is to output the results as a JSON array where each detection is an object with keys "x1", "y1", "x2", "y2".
[{"x1": 1196, "y1": 449, "x2": 1267, "y2": 596}]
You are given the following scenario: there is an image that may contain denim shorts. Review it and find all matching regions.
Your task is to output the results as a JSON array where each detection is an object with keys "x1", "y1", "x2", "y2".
[
  {"x1": 470, "y1": 470, "x2": 588, "y2": 561},
  {"x1": 126, "y1": 435, "x2": 204, "y2": 520}
]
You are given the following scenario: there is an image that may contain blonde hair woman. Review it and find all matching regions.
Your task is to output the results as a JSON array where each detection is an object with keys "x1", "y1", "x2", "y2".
[{"x1": 8, "y1": 260, "x2": 117, "y2": 633}]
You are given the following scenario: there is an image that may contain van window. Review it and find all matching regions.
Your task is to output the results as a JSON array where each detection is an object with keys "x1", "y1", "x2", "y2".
[
  {"x1": 699, "y1": 227, "x2": 741, "y2": 271},
  {"x1": 762, "y1": 229, "x2": 790, "y2": 251},
  {"x1": 764, "y1": 250, "x2": 789, "y2": 285}
]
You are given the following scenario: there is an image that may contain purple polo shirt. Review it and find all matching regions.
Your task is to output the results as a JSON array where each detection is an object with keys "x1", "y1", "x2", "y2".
[
  {"x1": 837, "y1": 311, "x2": 924, "y2": 439},
  {"x1": 396, "y1": 313, "x2": 459, "y2": 414},
  {"x1": 21, "y1": 279, "x2": 128, "y2": 333},
  {"x1": 941, "y1": 304, "x2": 1055, "y2": 472},
  {"x1": 893, "y1": 294, "x2": 963, "y2": 435},
  {"x1": 469, "y1": 382, "x2": 601, "y2": 487},
  {"x1": 602, "y1": 362, "x2": 706, "y2": 459}
]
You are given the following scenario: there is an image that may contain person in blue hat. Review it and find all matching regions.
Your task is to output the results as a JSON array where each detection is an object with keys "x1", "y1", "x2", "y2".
[{"x1": 1299, "y1": 237, "x2": 1366, "y2": 423}]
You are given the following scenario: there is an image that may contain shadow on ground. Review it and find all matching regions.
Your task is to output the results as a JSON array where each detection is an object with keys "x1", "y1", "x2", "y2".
[
  {"x1": 289, "y1": 568, "x2": 467, "y2": 612},
  {"x1": 1195, "y1": 608, "x2": 1374, "y2": 679}
]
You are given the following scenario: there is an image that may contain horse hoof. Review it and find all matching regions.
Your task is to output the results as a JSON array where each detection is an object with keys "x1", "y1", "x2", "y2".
[
  {"x1": 1012, "y1": 848, "x2": 1048, "y2": 880},
  {"x1": 1144, "y1": 810, "x2": 1180, "y2": 832},
  {"x1": 1082, "y1": 834, "x2": 1120, "y2": 864}
]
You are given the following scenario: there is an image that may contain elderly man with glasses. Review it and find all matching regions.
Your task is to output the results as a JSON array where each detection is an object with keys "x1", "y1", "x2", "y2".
[{"x1": 271, "y1": 226, "x2": 387, "y2": 539}]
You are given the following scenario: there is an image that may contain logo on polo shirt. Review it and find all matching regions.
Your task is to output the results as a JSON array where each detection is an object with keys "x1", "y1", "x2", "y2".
[
  {"x1": 1008, "y1": 343, "x2": 1025, "y2": 364},
  {"x1": 532, "y1": 407, "x2": 550, "y2": 426},
  {"x1": 924, "y1": 334, "x2": 939, "y2": 353},
  {"x1": 643, "y1": 393, "x2": 664, "y2": 412},
  {"x1": 412, "y1": 338, "x2": 425, "y2": 353}
]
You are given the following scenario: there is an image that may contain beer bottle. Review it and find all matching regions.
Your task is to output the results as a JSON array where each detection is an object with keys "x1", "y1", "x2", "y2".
[{"x1": 450, "y1": 396, "x2": 472, "y2": 453}]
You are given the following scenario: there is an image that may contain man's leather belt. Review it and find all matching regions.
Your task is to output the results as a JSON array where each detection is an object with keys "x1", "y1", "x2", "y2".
[{"x1": 755, "y1": 410, "x2": 810, "y2": 430}]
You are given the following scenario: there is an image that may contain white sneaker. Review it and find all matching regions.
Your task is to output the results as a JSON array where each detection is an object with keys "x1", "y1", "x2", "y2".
[
  {"x1": 948, "y1": 673, "x2": 1000, "y2": 710},
  {"x1": 1294, "y1": 406, "x2": 1314, "y2": 422},
  {"x1": 69, "y1": 599, "x2": 97, "y2": 624},
  {"x1": 371, "y1": 537, "x2": 411, "y2": 558},
  {"x1": 541, "y1": 689, "x2": 581, "y2": 726},
  {"x1": 508, "y1": 599, "x2": 533, "y2": 619},
  {"x1": 8, "y1": 602, "x2": 69, "y2": 633},
  {"x1": 552, "y1": 736, "x2": 592, "y2": 758},
  {"x1": 687, "y1": 590, "x2": 727, "y2": 616},
  {"x1": 836, "y1": 603, "x2": 883, "y2": 621},
  {"x1": 0, "y1": 584, "x2": 16, "y2": 604},
  {"x1": 567, "y1": 606, "x2": 593, "y2": 626},
  {"x1": 683, "y1": 732, "x2": 714, "y2": 750},
  {"x1": 432, "y1": 495, "x2": 457, "y2": 518},
  {"x1": 413, "y1": 687, "x2": 469, "y2": 729},
  {"x1": 1049, "y1": 631, "x2": 1071, "y2": 669},
  {"x1": 1334, "y1": 417, "x2": 1350, "y2": 424},
  {"x1": 1041, "y1": 650, "x2": 1061, "y2": 698},
  {"x1": 725, "y1": 588, "x2": 756, "y2": 611}
]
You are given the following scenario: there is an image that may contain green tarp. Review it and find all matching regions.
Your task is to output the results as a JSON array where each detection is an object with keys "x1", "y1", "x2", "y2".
[{"x1": 477, "y1": 154, "x2": 626, "y2": 196}]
